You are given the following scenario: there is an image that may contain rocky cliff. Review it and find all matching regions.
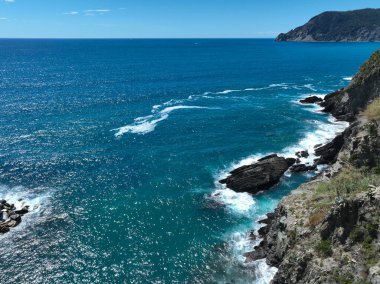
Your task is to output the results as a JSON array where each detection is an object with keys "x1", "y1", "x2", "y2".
[
  {"x1": 276, "y1": 9, "x2": 380, "y2": 42},
  {"x1": 246, "y1": 50, "x2": 380, "y2": 283}
]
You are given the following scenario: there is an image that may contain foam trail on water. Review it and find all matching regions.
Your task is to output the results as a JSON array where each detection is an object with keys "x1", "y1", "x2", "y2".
[
  {"x1": 215, "y1": 89, "x2": 242, "y2": 94},
  {"x1": 303, "y1": 84, "x2": 317, "y2": 91},
  {"x1": 343, "y1": 76, "x2": 353, "y2": 81},
  {"x1": 114, "y1": 106, "x2": 216, "y2": 136},
  {"x1": 115, "y1": 82, "x2": 325, "y2": 137}
]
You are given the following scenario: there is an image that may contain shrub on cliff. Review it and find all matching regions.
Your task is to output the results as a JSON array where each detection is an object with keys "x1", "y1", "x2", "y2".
[
  {"x1": 316, "y1": 239, "x2": 333, "y2": 257},
  {"x1": 364, "y1": 97, "x2": 380, "y2": 121},
  {"x1": 315, "y1": 168, "x2": 378, "y2": 198}
]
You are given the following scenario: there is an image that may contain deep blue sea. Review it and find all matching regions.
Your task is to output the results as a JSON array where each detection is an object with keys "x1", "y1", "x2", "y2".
[{"x1": 0, "y1": 39, "x2": 379, "y2": 283}]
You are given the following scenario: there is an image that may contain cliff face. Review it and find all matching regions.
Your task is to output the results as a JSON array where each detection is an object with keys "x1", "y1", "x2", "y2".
[
  {"x1": 248, "y1": 50, "x2": 380, "y2": 283},
  {"x1": 276, "y1": 9, "x2": 380, "y2": 42},
  {"x1": 321, "y1": 50, "x2": 380, "y2": 122}
]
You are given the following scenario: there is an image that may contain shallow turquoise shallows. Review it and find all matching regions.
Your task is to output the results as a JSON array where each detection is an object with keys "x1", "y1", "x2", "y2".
[{"x1": 0, "y1": 39, "x2": 379, "y2": 283}]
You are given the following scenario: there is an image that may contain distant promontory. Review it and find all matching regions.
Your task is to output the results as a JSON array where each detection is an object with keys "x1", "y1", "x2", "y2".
[{"x1": 276, "y1": 8, "x2": 380, "y2": 42}]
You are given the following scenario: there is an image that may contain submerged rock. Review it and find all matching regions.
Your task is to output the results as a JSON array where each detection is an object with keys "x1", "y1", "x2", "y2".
[{"x1": 219, "y1": 154, "x2": 295, "y2": 194}]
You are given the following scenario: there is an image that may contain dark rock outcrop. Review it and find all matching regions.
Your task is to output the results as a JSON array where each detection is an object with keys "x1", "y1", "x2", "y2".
[
  {"x1": 0, "y1": 201, "x2": 29, "y2": 234},
  {"x1": 295, "y1": 150, "x2": 309, "y2": 158},
  {"x1": 276, "y1": 8, "x2": 380, "y2": 42},
  {"x1": 290, "y1": 163, "x2": 316, "y2": 173},
  {"x1": 299, "y1": 96, "x2": 323, "y2": 104},
  {"x1": 314, "y1": 133, "x2": 345, "y2": 164},
  {"x1": 219, "y1": 154, "x2": 295, "y2": 194},
  {"x1": 321, "y1": 50, "x2": 380, "y2": 121}
]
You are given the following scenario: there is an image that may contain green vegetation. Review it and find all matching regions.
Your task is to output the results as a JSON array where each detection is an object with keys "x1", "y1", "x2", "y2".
[
  {"x1": 289, "y1": 229, "x2": 297, "y2": 245},
  {"x1": 349, "y1": 226, "x2": 365, "y2": 243},
  {"x1": 333, "y1": 270, "x2": 354, "y2": 284},
  {"x1": 316, "y1": 239, "x2": 333, "y2": 257},
  {"x1": 306, "y1": 167, "x2": 379, "y2": 230},
  {"x1": 362, "y1": 236, "x2": 379, "y2": 269},
  {"x1": 357, "y1": 50, "x2": 380, "y2": 81},
  {"x1": 314, "y1": 168, "x2": 378, "y2": 199},
  {"x1": 366, "y1": 121, "x2": 378, "y2": 137}
]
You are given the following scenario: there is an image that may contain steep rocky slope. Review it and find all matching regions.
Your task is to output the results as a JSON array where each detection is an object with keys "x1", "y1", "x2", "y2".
[
  {"x1": 276, "y1": 9, "x2": 380, "y2": 42},
  {"x1": 246, "y1": 50, "x2": 380, "y2": 283}
]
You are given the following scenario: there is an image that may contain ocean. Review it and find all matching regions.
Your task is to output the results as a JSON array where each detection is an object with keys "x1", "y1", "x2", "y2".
[{"x1": 0, "y1": 39, "x2": 379, "y2": 283}]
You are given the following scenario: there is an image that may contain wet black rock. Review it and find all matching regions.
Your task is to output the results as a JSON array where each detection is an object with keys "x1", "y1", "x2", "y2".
[
  {"x1": 299, "y1": 96, "x2": 323, "y2": 104},
  {"x1": 295, "y1": 150, "x2": 309, "y2": 158},
  {"x1": 290, "y1": 163, "x2": 317, "y2": 172},
  {"x1": 0, "y1": 200, "x2": 29, "y2": 234},
  {"x1": 315, "y1": 133, "x2": 345, "y2": 164},
  {"x1": 219, "y1": 154, "x2": 295, "y2": 194}
]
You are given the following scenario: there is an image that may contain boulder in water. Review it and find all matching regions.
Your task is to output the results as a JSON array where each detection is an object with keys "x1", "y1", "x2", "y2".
[
  {"x1": 219, "y1": 154, "x2": 295, "y2": 194},
  {"x1": 299, "y1": 96, "x2": 323, "y2": 104}
]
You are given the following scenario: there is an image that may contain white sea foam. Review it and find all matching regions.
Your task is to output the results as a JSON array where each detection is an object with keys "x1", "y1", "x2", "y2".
[
  {"x1": 253, "y1": 259, "x2": 278, "y2": 284},
  {"x1": 215, "y1": 89, "x2": 242, "y2": 94},
  {"x1": 115, "y1": 82, "x2": 322, "y2": 137},
  {"x1": 303, "y1": 84, "x2": 317, "y2": 91},
  {"x1": 209, "y1": 91, "x2": 349, "y2": 283},
  {"x1": 343, "y1": 76, "x2": 353, "y2": 81},
  {"x1": 280, "y1": 109, "x2": 349, "y2": 166},
  {"x1": 114, "y1": 105, "x2": 215, "y2": 136},
  {"x1": 211, "y1": 188, "x2": 255, "y2": 215},
  {"x1": 0, "y1": 185, "x2": 51, "y2": 238}
]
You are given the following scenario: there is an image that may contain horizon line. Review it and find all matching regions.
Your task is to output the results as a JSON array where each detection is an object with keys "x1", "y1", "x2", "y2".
[{"x1": 0, "y1": 37, "x2": 277, "y2": 40}]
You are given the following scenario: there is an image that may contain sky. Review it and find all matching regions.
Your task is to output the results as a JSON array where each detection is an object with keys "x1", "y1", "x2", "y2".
[{"x1": 0, "y1": 0, "x2": 379, "y2": 38}]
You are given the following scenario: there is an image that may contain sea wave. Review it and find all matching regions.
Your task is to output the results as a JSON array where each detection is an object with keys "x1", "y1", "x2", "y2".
[
  {"x1": 343, "y1": 76, "x2": 353, "y2": 81},
  {"x1": 114, "y1": 82, "x2": 328, "y2": 137},
  {"x1": 114, "y1": 105, "x2": 216, "y2": 136}
]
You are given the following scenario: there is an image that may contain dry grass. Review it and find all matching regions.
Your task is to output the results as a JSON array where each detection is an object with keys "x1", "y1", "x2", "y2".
[
  {"x1": 364, "y1": 97, "x2": 380, "y2": 120},
  {"x1": 309, "y1": 207, "x2": 330, "y2": 227}
]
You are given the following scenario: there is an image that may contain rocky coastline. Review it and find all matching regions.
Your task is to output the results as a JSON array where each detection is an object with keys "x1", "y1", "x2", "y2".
[
  {"x1": 223, "y1": 49, "x2": 380, "y2": 283},
  {"x1": 0, "y1": 199, "x2": 29, "y2": 234},
  {"x1": 276, "y1": 8, "x2": 380, "y2": 42}
]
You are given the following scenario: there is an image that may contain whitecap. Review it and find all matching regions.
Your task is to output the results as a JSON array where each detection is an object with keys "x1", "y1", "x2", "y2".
[
  {"x1": 343, "y1": 76, "x2": 353, "y2": 81},
  {"x1": 211, "y1": 188, "x2": 255, "y2": 215},
  {"x1": 215, "y1": 89, "x2": 242, "y2": 94},
  {"x1": 303, "y1": 84, "x2": 317, "y2": 91},
  {"x1": 114, "y1": 105, "x2": 216, "y2": 136}
]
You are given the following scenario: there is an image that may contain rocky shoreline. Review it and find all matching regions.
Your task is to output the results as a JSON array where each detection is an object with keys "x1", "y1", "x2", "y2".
[
  {"x1": 0, "y1": 199, "x2": 29, "y2": 234},
  {"x1": 224, "y1": 49, "x2": 380, "y2": 283},
  {"x1": 276, "y1": 8, "x2": 380, "y2": 42}
]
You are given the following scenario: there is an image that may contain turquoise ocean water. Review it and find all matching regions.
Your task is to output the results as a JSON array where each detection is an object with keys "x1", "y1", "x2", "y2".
[{"x1": 0, "y1": 39, "x2": 379, "y2": 283}]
